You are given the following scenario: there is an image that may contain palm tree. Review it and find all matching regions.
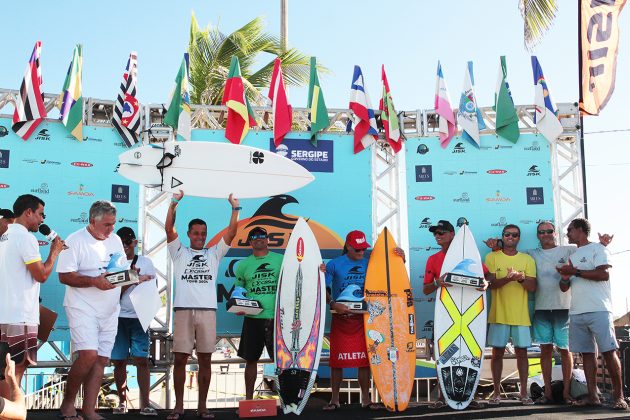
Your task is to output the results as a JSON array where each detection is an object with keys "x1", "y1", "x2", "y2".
[
  {"x1": 188, "y1": 13, "x2": 324, "y2": 105},
  {"x1": 519, "y1": 0, "x2": 559, "y2": 50}
]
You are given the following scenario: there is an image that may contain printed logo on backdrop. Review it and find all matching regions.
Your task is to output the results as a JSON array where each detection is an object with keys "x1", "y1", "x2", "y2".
[
  {"x1": 111, "y1": 184, "x2": 130, "y2": 203},
  {"x1": 0, "y1": 150, "x2": 9, "y2": 168},
  {"x1": 453, "y1": 192, "x2": 470, "y2": 203},
  {"x1": 419, "y1": 217, "x2": 432, "y2": 229},
  {"x1": 34, "y1": 129, "x2": 50, "y2": 141},
  {"x1": 71, "y1": 161, "x2": 94, "y2": 168},
  {"x1": 519, "y1": 219, "x2": 535, "y2": 225},
  {"x1": 415, "y1": 195, "x2": 435, "y2": 201},
  {"x1": 0, "y1": 183, "x2": 9, "y2": 189},
  {"x1": 417, "y1": 144, "x2": 429, "y2": 155},
  {"x1": 527, "y1": 165, "x2": 541, "y2": 176},
  {"x1": 0, "y1": 126, "x2": 8, "y2": 138},
  {"x1": 270, "y1": 138, "x2": 334, "y2": 173},
  {"x1": 23, "y1": 158, "x2": 61, "y2": 165},
  {"x1": 70, "y1": 212, "x2": 90, "y2": 224},
  {"x1": 415, "y1": 165, "x2": 433, "y2": 182},
  {"x1": 452, "y1": 142, "x2": 466, "y2": 154},
  {"x1": 524, "y1": 140, "x2": 542, "y2": 152},
  {"x1": 83, "y1": 136, "x2": 102, "y2": 143},
  {"x1": 38, "y1": 240, "x2": 49, "y2": 246},
  {"x1": 118, "y1": 217, "x2": 138, "y2": 224},
  {"x1": 30, "y1": 183, "x2": 50, "y2": 195},
  {"x1": 487, "y1": 169, "x2": 507, "y2": 174},
  {"x1": 67, "y1": 184, "x2": 95, "y2": 198},
  {"x1": 491, "y1": 217, "x2": 508, "y2": 227},
  {"x1": 444, "y1": 169, "x2": 477, "y2": 176},
  {"x1": 481, "y1": 144, "x2": 513, "y2": 151},
  {"x1": 486, "y1": 190, "x2": 511, "y2": 203},
  {"x1": 423, "y1": 320, "x2": 434, "y2": 334},
  {"x1": 526, "y1": 187, "x2": 544, "y2": 205}
]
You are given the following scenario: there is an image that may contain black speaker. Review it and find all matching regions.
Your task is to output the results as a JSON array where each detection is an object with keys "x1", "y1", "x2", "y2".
[{"x1": 620, "y1": 340, "x2": 630, "y2": 398}]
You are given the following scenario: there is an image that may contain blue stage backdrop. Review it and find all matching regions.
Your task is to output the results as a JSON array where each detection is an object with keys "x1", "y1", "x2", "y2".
[
  {"x1": 171, "y1": 130, "x2": 373, "y2": 335},
  {"x1": 405, "y1": 134, "x2": 555, "y2": 339},
  {"x1": 0, "y1": 118, "x2": 139, "y2": 341}
]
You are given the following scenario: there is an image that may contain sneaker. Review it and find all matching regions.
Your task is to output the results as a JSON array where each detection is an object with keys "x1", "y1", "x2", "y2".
[
  {"x1": 113, "y1": 404, "x2": 128, "y2": 415},
  {"x1": 140, "y1": 407, "x2": 158, "y2": 416}
]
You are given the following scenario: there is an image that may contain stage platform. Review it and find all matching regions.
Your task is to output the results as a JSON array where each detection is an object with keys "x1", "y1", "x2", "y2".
[{"x1": 28, "y1": 398, "x2": 630, "y2": 419}]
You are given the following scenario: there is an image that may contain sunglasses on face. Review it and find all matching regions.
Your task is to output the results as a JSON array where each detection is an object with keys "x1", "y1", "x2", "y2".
[
  {"x1": 433, "y1": 231, "x2": 446, "y2": 236},
  {"x1": 503, "y1": 232, "x2": 520, "y2": 238},
  {"x1": 537, "y1": 229, "x2": 554, "y2": 235},
  {"x1": 352, "y1": 247, "x2": 365, "y2": 252},
  {"x1": 249, "y1": 234, "x2": 267, "y2": 240}
]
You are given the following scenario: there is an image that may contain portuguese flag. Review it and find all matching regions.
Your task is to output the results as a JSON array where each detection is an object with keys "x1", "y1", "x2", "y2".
[{"x1": 222, "y1": 56, "x2": 257, "y2": 144}]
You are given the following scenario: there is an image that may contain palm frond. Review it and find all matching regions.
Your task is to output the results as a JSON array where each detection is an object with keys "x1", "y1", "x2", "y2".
[{"x1": 520, "y1": 0, "x2": 558, "y2": 51}]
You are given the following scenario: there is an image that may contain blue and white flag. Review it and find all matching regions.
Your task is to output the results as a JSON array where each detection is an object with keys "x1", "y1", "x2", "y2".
[
  {"x1": 532, "y1": 56, "x2": 563, "y2": 142},
  {"x1": 349, "y1": 65, "x2": 378, "y2": 154},
  {"x1": 456, "y1": 61, "x2": 486, "y2": 147}
]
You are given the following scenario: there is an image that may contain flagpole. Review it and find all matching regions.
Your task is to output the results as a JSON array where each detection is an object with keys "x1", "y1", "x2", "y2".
[
  {"x1": 280, "y1": 0, "x2": 288, "y2": 52},
  {"x1": 577, "y1": 0, "x2": 589, "y2": 218}
]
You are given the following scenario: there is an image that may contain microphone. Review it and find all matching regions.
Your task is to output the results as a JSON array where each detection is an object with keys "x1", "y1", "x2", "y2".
[{"x1": 38, "y1": 224, "x2": 58, "y2": 241}]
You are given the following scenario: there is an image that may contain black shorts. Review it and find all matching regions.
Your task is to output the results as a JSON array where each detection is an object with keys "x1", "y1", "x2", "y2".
[{"x1": 237, "y1": 317, "x2": 274, "y2": 362}]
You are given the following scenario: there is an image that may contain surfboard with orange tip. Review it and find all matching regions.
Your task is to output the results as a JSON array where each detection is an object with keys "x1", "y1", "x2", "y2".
[{"x1": 363, "y1": 227, "x2": 416, "y2": 412}]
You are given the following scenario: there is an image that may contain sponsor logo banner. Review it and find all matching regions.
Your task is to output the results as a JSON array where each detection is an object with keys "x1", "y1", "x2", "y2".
[
  {"x1": 526, "y1": 187, "x2": 544, "y2": 205},
  {"x1": 0, "y1": 150, "x2": 9, "y2": 168},
  {"x1": 270, "y1": 138, "x2": 333, "y2": 173},
  {"x1": 415, "y1": 165, "x2": 433, "y2": 182},
  {"x1": 111, "y1": 184, "x2": 130, "y2": 203}
]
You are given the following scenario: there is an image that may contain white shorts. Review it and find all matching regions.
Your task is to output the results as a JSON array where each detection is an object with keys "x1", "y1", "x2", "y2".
[{"x1": 65, "y1": 306, "x2": 118, "y2": 357}]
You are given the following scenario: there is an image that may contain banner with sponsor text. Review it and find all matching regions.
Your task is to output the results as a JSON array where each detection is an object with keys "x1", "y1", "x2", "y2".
[{"x1": 406, "y1": 134, "x2": 554, "y2": 339}]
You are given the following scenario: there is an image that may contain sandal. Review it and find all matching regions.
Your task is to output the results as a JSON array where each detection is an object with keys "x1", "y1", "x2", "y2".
[
  {"x1": 361, "y1": 402, "x2": 380, "y2": 410},
  {"x1": 113, "y1": 404, "x2": 128, "y2": 415},
  {"x1": 140, "y1": 407, "x2": 158, "y2": 416},
  {"x1": 428, "y1": 400, "x2": 446, "y2": 409},
  {"x1": 488, "y1": 395, "x2": 501, "y2": 405},
  {"x1": 520, "y1": 396, "x2": 535, "y2": 406},
  {"x1": 612, "y1": 398, "x2": 629, "y2": 410},
  {"x1": 571, "y1": 398, "x2": 602, "y2": 407},
  {"x1": 322, "y1": 402, "x2": 340, "y2": 411},
  {"x1": 196, "y1": 411, "x2": 215, "y2": 419},
  {"x1": 535, "y1": 395, "x2": 553, "y2": 404},
  {"x1": 167, "y1": 412, "x2": 185, "y2": 420}
]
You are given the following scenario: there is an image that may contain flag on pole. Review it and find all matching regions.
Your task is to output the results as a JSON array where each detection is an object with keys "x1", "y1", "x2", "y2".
[
  {"x1": 12, "y1": 41, "x2": 47, "y2": 140},
  {"x1": 434, "y1": 61, "x2": 456, "y2": 148},
  {"x1": 531, "y1": 56, "x2": 563, "y2": 142},
  {"x1": 494, "y1": 56, "x2": 520, "y2": 143},
  {"x1": 59, "y1": 44, "x2": 83, "y2": 141},
  {"x1": 349, "y1": 65, "x2": 378, "y2": 154},
  {"x1": 379, "y1": 65, "x2": 401, "y2": 153},
  {"x1": 164, "y1": 53, "x2": 192, "y2": 141},
  {"x1": 112, "y1": 52, "x2": 141, "y2": 147},
  {"x1": 222, "y1": 56, "x2": 257, "y2": 144},
  {"x1": 268, "y1": 58, "x2": 292, "y2": 147},
  {"x1": 307, "y1": 57, "x2": 329, "y2": 146},
  {"x1": 456, "y1": 61, "x2": 486, "y2": 147}
]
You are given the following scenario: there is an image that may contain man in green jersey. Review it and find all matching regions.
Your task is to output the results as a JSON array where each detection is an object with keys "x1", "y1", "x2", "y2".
[{"x1": 235, "y1": 227, "x2": 283, "y2": 400}]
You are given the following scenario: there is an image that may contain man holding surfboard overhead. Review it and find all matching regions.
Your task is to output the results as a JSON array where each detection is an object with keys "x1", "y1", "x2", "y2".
[
  {"x1": 234, "y1": 226, "x2": 282, "y2": 400},
  {"x1": 165, "y1": 190, "x2": 240, "y2": 420},
  {"x1": 322, "y1": 230, "x2": 405, "y2": 411},
  {"x1": 485, "y1": 224, "x2": 536, "y2": 406}
]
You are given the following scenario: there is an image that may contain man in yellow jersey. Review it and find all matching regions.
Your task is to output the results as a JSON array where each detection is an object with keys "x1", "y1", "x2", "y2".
[{"x1": 485, "y1": 224, "x2": 536, "y2": 406}]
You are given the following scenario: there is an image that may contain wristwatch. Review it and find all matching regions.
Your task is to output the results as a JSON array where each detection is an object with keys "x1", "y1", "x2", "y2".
[{"x1": 575, "y1": 269, "x2": 582, "y2": 277}]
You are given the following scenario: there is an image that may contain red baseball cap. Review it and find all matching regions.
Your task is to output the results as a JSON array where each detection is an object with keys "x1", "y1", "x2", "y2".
[{"x1": 345, "y1": 230, "x2": 371, "y2": 250}]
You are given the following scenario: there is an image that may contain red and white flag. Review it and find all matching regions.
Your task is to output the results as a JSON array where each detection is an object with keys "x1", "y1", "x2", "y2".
[
  {"x1": 268, "y1": 58, "x2": 292, "y2": 147},
  {"x1": 12, "y1": 41, "x2": 47, "y2": 140},
  {"x1": 112, "y1": 51, "x2": 141, "y2": 147}
]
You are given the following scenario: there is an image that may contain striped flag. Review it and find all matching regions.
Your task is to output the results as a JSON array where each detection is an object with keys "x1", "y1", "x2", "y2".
[
  {"x1": 456, "y1": 61, "x2": 486, "y2": 147},
  {"x1": 112, "y1": 52, "x2": 141, "y2": 147},
  {"x1": 379, "y1": 65, "x2": 401, "y2": 153},
  {"x1": 222, "y1": 56, "x2": 257, "y2": 144},
  {"x1": 59, "y1": 44, "x2": 83, "y2": 141},
  {"x1": 268, "y1": 58, "x2": 292, "y2": 147},
  {"x1": 531, "y1": 56, "x2": 563, "y2": 142},
  {"x1": 434, "y1": 61, "x2": 456, "y2": 148},
  {"x1": 307, "y1": 57, "x2": 329, "y2": 146},
  {"x1": 12, "y1": 41, "x2": 47, "y2": 140},
  {"x1": 164, "y1": 53, "x2": 192, "y2": 141},
  {"x1": 349, "y1": 65, "x2": 378, "y2": 154}
]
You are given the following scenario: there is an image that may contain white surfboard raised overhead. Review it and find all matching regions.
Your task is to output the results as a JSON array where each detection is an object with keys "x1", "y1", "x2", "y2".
[
  {"x1": 434, "y1": 224, "x2": 487, "y2": 410},
  {"x1": 118, "y1": 142, "x2": 314, "y2": 199}
]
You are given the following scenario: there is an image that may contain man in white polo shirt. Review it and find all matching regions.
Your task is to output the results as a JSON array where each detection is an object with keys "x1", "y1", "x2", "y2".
[
  {"x1": 56, "y1": 200, "x2": 124, "y2": 420},
  {"x1": 165, "y1": 190, "x2": 239, "y2": 420},
  {"x1": 0, "y1": 194, "x2": 64, "y2": 399}
]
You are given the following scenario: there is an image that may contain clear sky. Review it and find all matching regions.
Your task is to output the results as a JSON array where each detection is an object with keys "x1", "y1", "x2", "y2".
[{"x1": 1, "y1": 0, "x2": 628, "y2": 315}]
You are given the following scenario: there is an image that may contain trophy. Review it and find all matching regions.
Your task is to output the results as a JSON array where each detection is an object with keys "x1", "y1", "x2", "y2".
[
  {"x1": 331, "y1": 284, "x2": 368, "y2": 313},
  {"x1": 226, "y1": 286, "x2": 263, "y2": 316},
  {"x1": 444, "y1": 258, "x2": 484, "y2": 288},
  {"x1": 105, "y1": 252, "x2": 139, "y2": 287}
]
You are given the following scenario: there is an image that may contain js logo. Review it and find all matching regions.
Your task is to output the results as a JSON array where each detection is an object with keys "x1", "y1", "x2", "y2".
[
  {"x1": 251, "y1": 151, "x2": 264, "y2": 164},
  {"x1": 438, "y1": 287, "x2": 484, "y2": 359}
]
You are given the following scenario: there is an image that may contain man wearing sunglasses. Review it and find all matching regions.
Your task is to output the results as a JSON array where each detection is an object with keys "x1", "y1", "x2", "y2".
[
  {"x1": 165, "y1": 190, "x2": 240, "y2": 420},
  {"x1": 423, "y1": 220, "x2": 490, "y2": 409},
  {"x1": 556, "y1": 218, "x2": 626, "y2": 410},
  {"x1": 0, "y1": 195, "x2": 65, "y2": 401},
  {"x1": 110, "y1": 227, "x2": 157, "y2": 416},
  {"x1": 233, "y1": 227, "x2": 282, "y2": 401},
  {"x1": 485, "y1": 224, "x2": 536, "y2": 406}
]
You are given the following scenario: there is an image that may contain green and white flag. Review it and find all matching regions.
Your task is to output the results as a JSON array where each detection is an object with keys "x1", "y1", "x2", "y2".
[
  {"x1": 494, "y1": 56, "x2": 519, "y2": 143},
  {"x1": 307, "y1": 57, "x2": 329, "y2": 146}
]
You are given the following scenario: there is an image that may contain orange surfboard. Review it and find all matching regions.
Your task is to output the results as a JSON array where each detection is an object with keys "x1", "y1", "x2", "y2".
[{"x1": 363, "y1": 227, "x2": 416, "y2": 412}]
